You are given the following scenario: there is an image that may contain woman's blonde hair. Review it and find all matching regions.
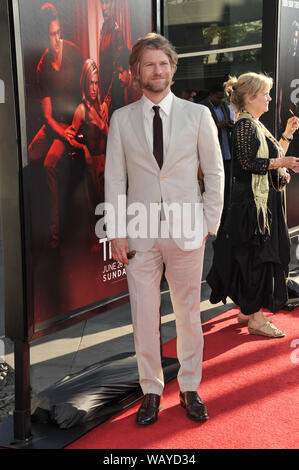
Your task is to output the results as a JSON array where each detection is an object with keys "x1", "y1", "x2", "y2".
[
  {"x1": 224, "y1": 72, "x2": 273, "y2": 113},
  {"x1": 80, "y1": 59, "x2": 101, "y2": 113},
  {"x1": 129, "y1": 33, "x2": 178, "y2": 90}
]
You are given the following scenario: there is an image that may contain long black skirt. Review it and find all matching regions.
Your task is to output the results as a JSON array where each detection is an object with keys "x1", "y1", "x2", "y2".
[{"x1": 206, "y1": 184, "x2": 290, "y2": 315}]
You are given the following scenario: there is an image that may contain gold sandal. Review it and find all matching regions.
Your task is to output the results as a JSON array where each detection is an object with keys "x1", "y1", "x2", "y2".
[{"x1": 248, "y1": 320, "x2": 285, "y2": 338}]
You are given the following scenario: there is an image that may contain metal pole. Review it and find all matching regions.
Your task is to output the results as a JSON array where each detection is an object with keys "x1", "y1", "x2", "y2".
[{"x1": 13, "y1": 339, "x2": 31, "y2": 442}]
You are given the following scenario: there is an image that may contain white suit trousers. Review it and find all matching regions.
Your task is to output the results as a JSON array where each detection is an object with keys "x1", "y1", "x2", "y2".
[{"x1": 125, "y1": 236, "x2": 205, "y2": 396}]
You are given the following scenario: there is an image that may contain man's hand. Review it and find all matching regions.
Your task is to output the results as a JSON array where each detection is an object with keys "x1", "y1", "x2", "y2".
[
  {"x1": 111, "y1": 238, "x2": 130, "y2": 265},
  {"x1": 65, "y1": 126, "x2": 76, "y2": 140}
]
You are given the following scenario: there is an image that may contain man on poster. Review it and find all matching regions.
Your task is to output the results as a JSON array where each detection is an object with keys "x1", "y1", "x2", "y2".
[
  {"x1": 28, "y1": 2, "x2": 83, "y2": 248},
  {"x1": 115, "y1": 47, "x2": 141, "y2": 107},
  {"x1": 99, "y1": 0, "x2": 124, "y2": 111},
  {"x1": 105, "y1": 33, "x2": 224, "y2": 425}
]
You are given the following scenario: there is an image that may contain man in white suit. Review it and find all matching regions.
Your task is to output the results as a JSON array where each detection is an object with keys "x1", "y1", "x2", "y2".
[{"x1": 105, "y1": 33, "x2": 224, "y2": 425}]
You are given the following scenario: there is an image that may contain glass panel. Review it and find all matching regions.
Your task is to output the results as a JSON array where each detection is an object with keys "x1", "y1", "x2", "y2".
[
  {"x1": 172, "y1": 47, "x2": 262, "y2": 99},
  {"x1": 164, "y1": 0, "x2": 263, "y2": 55},
  {"x1": 164, "y1": 0, "x2": 263, "y2": 99}
]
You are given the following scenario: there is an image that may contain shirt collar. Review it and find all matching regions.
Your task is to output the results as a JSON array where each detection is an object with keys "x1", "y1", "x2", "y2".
[{"x1": 142, "y1": 91, "x2": 173, "y2": 117}]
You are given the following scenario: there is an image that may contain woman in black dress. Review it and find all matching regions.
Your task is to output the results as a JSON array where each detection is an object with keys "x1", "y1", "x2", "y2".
[{"x1": 207, "y1": 72, "x2": 299, "y2": 337}]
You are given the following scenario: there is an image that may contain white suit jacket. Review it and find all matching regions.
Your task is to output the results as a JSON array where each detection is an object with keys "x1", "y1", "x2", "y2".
[{"x1": 104, "y1": 93, "x2": 224, "y2": 251}]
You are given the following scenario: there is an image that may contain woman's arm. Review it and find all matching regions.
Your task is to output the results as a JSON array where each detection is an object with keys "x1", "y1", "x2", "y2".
[
  {"x1": 268, "y1": 156, "x2": 299, "y2": 170},
  {"x1": 234, "y1": 119, "x2": 269, "y2": 174},
  {"x1": 65, "y1": 104, "x2": 85, "y2": 147}
]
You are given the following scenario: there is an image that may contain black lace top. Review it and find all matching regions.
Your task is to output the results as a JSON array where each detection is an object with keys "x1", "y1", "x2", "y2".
[{"x1": 233, "y1": 118, "x2": 277, "y2": 181}]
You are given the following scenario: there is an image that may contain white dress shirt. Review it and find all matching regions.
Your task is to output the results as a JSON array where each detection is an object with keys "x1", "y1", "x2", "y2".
[{"x1": 141, "y1": 91, "x2": 174, "y2": 158}]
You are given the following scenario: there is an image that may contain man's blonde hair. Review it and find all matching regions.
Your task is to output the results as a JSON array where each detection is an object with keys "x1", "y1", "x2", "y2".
[{"x1": 129, "y1": 33, "x2": 178, "y2": 90}]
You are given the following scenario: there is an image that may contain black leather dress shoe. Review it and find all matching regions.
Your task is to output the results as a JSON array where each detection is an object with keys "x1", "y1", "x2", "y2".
[
  {"x1": 180, "y1": 391, "x2": 209, "y2": 422},
  {"x1": 136, "y1": 393, "x2": 161, "y2": 426}
]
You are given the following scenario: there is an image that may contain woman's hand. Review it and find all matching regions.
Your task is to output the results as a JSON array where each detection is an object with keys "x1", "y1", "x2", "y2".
[
  {"x1": 284, "y1": 116, "x2": 299, "y2": 138},
  {"x1": 278, "y1": 156, "x2": 299, "y2": 169},
  {"x1": 66, "y1": 137, "x2": 80, "y2": 148}
]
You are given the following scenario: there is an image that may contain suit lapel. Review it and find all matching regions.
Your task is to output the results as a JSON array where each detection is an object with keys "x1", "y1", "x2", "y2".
[
  {"x1": 163, "y1": 96, "x2": 185, "y2": 168},
  {"x1": 129, "y1": 100, "x2": 160, "y2": 169}
]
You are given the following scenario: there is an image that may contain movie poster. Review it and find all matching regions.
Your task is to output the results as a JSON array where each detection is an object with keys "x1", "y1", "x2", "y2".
[
  {"x1": 18, "y1": 0, "x2": 152, "y2": 332},
  {"x1": 277, "y1": 0, "x2": 299, "y2": 229}
]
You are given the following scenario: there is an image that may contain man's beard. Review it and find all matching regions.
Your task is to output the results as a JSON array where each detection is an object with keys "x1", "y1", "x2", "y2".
[
  {"x1": 51, "y1": 41, "x2": 61, "y2": 58},
  {"x1": 142, "y1": 76, "x2": 172, "y2": 93}
]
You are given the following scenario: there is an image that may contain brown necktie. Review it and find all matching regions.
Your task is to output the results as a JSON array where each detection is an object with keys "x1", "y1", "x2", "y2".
[{"x1": 153, "y1": 106, "x2": 163, "y2": 169}]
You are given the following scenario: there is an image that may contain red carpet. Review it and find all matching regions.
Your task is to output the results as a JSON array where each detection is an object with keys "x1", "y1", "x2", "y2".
[{"x1": 66, "y1": 307, "x2": 299, "y2": 449}]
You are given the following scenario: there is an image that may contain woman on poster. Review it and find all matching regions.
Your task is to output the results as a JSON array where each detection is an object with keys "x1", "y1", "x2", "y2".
[
  {"x1": 207, "y1": 72, "x2": 299, "y2": 338},
  {"x1": 67, "y1": 59, "x2": 108, "y2": 237}
]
